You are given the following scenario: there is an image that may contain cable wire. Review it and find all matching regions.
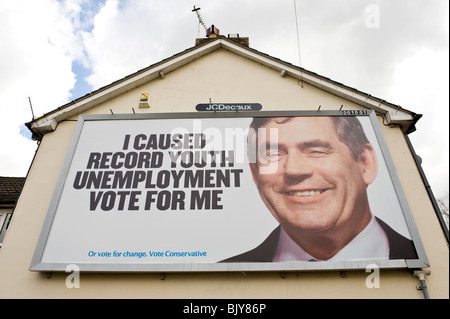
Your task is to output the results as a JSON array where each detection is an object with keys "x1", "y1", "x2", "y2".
[{"x1": 293, "y1": 0, "x2": 304, "y2": 87}]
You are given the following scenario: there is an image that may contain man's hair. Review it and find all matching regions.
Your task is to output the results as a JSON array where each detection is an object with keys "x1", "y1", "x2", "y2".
[{"x1": 249, "y1": 116, "x2": 370, "y2": 160}]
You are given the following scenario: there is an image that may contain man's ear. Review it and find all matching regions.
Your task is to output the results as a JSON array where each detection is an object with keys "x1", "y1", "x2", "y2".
[{"x1": 358, "y1": 143, "x2": 378, "y2": 186}]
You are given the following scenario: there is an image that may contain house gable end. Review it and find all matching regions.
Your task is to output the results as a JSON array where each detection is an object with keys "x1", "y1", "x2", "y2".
[{"x1": 27, "y1": 37, "x2": 419, "y2": 138}]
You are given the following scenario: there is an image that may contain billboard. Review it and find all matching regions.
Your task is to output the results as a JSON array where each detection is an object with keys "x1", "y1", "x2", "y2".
[{"x1": 30, "y1": 110, "x2": 428, "y2": 272}]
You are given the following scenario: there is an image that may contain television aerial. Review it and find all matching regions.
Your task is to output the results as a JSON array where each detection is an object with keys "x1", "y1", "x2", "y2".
[{"x1": 192, "y1": 5, "x2": 207, "y2": 37}]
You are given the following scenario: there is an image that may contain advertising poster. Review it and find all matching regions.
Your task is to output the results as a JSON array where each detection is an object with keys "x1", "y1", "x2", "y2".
[{"x1": 30, "y1": 111, "x2": 428, "y2": 272}]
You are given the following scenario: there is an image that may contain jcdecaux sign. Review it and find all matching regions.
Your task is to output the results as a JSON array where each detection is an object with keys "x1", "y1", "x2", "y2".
[{"x1": 196, "y1": 103, "x2": 262, "y2": 111}]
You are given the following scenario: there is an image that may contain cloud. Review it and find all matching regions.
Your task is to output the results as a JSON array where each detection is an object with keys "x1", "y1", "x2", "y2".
[
  {"x1": 390, "y1": 48, "x2": 449, "y2": 197},
  {"x1": 82, "y1": 0, "x2": 195, "y2": 90},
  {"x1": 0, "y1": 0, "x2": 78, "y2": 176},
  {"x1": 277, "y1": 0, "x2": 450, "y2": 100}
]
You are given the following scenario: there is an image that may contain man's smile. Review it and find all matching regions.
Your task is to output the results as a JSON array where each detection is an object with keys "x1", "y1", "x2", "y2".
[{"x1": 284, "y1": 189, "x2": 323, "y2": 197}]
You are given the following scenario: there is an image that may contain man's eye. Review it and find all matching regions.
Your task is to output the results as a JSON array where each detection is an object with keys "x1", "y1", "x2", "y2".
[
  {"x1": 308, "y1": 148, "x2": 329, "y2": 155},
  {"x1": 263, "y1": 150, "x2": 282, "y2": 161},
  {"x1": 267, "y1": 151, "x2": 279, "y2": 157}
]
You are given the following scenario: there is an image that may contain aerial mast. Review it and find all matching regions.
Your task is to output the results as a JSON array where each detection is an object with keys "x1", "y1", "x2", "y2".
[{"x1": 192, "y1": 5, "x2": 207, "y2": 38}]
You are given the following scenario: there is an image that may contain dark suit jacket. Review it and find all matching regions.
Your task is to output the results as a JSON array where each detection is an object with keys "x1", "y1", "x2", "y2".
[{"x1": 222, "y1": 217, "x2": 417, "y2": 262}]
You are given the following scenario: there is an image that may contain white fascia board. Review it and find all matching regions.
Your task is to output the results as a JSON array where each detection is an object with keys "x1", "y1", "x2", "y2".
[
  {"x1": 220, "y1": 40, "x2": 415, "y2": 124},
  {"x1": 30, "y1": 40, "x2": 222, "y2": 135},
  {"x1": 30, "y1": 38, "x2": 414, "y2": 135}
]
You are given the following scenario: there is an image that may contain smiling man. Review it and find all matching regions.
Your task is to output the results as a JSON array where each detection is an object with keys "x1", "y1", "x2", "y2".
[{"x1": 223, "y1": 116, "x2": 417, "y2": 262}]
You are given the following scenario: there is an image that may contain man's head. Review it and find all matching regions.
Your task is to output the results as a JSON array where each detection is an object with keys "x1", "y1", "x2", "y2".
[{"x1": 248, "y1": 116, "x2": 378, "y2": 247}]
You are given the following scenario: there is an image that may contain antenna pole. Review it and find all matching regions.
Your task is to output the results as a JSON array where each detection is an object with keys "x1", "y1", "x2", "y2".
[
  {"x1": 28, "y1": 97, "x2": 35, "y2": 120},
  {"x1": 192, "y1": 5, "x2": 207, "y2": 36}
]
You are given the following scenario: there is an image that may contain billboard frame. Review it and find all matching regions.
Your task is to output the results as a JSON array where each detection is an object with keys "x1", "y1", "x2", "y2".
[{"x1": 29, "y1": 110, "x2": 429, "y2": 273}]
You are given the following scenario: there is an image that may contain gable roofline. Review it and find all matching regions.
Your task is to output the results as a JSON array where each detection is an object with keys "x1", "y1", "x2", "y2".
[{"x1": 26, "y1": 37, "x2": 421, "y2": 140}]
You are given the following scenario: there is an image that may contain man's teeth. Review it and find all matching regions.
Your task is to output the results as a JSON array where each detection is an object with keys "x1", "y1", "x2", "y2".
[{"x1": 287, "y1": 190, "x2": 321, "y2": 196}]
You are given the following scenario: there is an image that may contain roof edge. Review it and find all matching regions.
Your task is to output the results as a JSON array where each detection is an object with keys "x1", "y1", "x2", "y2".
[
  {"x1": 27, "y1": 37, "x2": 419, "y2": 136},
  {"x1": 218, "y1": 39, "x2": 419, "y2": 132},
  {"x1": 28, "y1": 38, "x2": 225, "y2": 137}
]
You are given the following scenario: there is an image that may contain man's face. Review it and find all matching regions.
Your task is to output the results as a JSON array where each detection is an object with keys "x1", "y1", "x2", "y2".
[{"x1": 250, "y1": 117, "x2": 376, "y2": 238}]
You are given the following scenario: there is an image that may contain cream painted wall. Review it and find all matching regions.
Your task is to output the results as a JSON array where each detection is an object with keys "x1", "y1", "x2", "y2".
[
  {"x1": 82, "y1": 49, "x2": 357, "y2": 116},
  {"x1": 0, "y1": 48, "x2": 447, "y2": 299}
]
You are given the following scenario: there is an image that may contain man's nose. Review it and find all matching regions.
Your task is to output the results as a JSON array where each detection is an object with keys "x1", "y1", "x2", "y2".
[{"x1": 284, "y1": 152, "x2": 313, "y2": 180}]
